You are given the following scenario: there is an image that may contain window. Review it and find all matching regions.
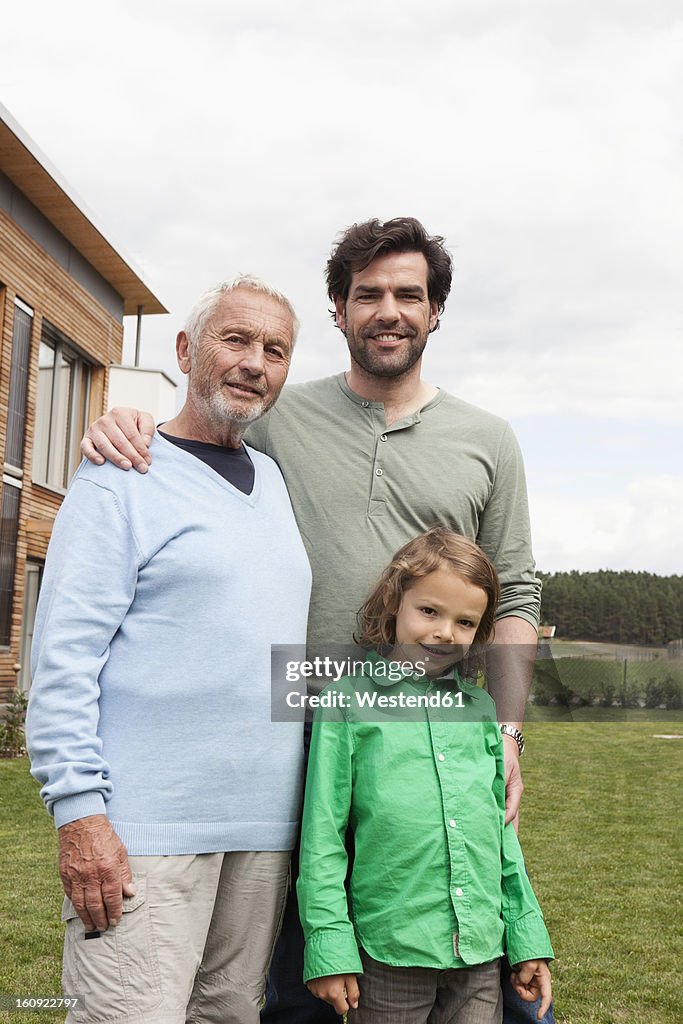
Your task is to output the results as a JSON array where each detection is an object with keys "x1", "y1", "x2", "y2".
[
  {"x1": 32, "y1": 320, "x2": 91, "y2": 490},
  {"x1": 5, "y1": 298, "x2": 33, "y2": 470},
  {"x1": 1, "y1": 298, "x2": 34, "y2": 647},
  {"x1": 19, "y1": 561, "x2": 43, "y2": 691},
  {"x1": 0, "y1": 481, "x2": 21, "y2": 646}
]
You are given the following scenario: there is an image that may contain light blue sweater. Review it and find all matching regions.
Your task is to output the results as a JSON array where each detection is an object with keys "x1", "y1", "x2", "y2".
[{"x1": 26, "y1": 432, "x2": 312, "y2": 855}]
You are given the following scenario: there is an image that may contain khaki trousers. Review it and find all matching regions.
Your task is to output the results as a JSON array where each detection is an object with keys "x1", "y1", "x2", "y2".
[{"x1": 61, "y1": 850, "x2": 290, "y2": 1024}]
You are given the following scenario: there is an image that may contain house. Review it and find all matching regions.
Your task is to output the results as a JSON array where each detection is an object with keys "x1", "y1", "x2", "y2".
[{"x1": 0, "y1": 104, "x2": 166, "y2": 704}]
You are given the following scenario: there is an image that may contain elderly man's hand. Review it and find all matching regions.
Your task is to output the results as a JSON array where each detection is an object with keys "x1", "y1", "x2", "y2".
[
  {"x1": 80, "y1": 407, "x2": 155, "y2": 473},
  {"x1": 58, "y1": 814, "x2": 136, "y2": 931}
]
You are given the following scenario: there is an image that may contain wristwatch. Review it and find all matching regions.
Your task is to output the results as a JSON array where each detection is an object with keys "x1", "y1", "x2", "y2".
[{"x1": 500, "y1": 724, "x2": 525, "y2": 756}]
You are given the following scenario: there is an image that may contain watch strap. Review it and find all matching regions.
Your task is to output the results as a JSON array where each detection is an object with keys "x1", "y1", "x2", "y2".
[{"x1": 500, "y1": 724, "x2": 525, "y2": 756}]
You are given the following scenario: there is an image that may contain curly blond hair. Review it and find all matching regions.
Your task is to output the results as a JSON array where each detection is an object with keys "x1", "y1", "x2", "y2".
[{"x1": 356, "y1": 528, "x2": 500, "y2": 653}]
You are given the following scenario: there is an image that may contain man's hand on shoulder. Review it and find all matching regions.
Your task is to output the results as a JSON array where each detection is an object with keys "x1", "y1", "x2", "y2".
[
  {"x1": 58, "y1": 814, "x2": 135, "y2": 931},
  {"x1": 80, "y1": 408, "x2": 155, "y2": 473}
]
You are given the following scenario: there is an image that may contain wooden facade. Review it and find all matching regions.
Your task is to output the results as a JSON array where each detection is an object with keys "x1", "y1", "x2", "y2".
[{"x1": 0, "y1": 107, "x2": 165, "y2": 708}]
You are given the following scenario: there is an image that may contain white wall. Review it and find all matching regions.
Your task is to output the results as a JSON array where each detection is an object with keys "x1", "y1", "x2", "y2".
[{"x1": 107, "y1": 366, "x2": 178, "y2": 424}]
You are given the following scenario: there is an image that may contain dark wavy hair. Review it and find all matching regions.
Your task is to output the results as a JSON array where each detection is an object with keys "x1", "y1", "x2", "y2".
[
  {"x1": 326, "y1": 217, "x2": 453, "y2": 330},
  {"x1": 356, "y1": 528, "x2": 500, "y2": 666}
]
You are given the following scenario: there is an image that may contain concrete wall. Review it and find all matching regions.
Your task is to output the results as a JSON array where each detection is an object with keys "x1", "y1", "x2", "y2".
[{"x1": 107, "y1": 366, "x2": 178, "y2": 424}]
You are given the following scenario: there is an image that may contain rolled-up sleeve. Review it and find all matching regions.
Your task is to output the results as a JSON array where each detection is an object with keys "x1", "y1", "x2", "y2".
[{"x1": 477, "y1": 424, "x2": 541, "y2": 628}]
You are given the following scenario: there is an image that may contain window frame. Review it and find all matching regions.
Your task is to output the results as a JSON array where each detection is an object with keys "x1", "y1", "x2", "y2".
[
  {"x1": 4, "y1": 297, "x2": 34, "y2": 474},
  {"x1": 0, "y1": 296, "x2": 34, "y2": 648},
  {"x1": 32, "y1": 319, "x2": 93, "y2": 493}
]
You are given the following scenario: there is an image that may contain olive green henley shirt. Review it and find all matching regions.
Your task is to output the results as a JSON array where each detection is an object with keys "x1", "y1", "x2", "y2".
[{"x1": 246, "y1": 374, "x2": 540, "y2": 656}]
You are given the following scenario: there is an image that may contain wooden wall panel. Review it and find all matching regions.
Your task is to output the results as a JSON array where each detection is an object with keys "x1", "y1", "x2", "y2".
[{"x1": 0, "y1": 211, "x2": 124, "y2": 703}]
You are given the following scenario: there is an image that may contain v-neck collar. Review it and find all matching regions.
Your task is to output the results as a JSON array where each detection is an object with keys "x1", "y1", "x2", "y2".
[{"x1": 153, "y1": 429, "x2": 262, "y2": 506}]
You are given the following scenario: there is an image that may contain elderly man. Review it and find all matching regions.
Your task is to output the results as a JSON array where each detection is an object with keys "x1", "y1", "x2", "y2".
[
  {"x1": 81, "y1": 218, "x2": 553, "y2": 1024},
  {"x1": 26, "y1": 277, "x2": 312, "y2": 1024}
]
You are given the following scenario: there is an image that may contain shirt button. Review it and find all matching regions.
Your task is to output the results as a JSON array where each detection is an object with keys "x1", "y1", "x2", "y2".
[
  {"x1": 455, "y1": 887, "x2": 464, "y2": 897},
  {"x1": 375, "y1": 468, "x2": 383, "y2": 476},
  {"x1": 361, "y1": 400, "x2": 369, "y2": 407},
  {"x1": 380, "y1": 433, "x2": 388, "y2": 441},
  {"x1": 438, "y1": 753, "x2": 445, "y2": 762},
  {"x1": 449, "y1": 819, "x2": 456, "y2": 828}
]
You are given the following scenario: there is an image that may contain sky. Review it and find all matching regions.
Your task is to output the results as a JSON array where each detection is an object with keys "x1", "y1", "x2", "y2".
[{"x1": 1, "y1": 0, "x2": 681, "y2": 575}]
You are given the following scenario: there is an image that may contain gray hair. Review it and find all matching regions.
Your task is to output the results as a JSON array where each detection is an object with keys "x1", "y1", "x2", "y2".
[{"x1": 183, "y1": 275, "x2": 300, "y2": 353}]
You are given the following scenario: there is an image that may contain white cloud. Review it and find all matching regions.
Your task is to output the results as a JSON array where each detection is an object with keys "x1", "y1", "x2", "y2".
[{"x1": 530, "y1": 475, "x2": 683, "y2": 574}]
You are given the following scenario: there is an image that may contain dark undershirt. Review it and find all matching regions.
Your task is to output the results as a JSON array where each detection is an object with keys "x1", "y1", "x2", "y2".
[{"x1": 158, "y1": 429, "x2": 255, "y2": 495}]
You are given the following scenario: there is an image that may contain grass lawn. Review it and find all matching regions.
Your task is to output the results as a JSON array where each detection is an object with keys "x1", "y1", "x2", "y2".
[
  {"x1": 521, "y1": 723, "x2": 682, "y2": 1024},
  {"x1": 1, "y1": 725, "x2": 681, "y2": 1023},
  {"x1": 0, "y1": 759, "x2": 63, "y2": 1024}
]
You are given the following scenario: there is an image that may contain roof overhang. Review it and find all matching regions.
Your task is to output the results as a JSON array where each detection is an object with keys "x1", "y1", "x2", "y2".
[{"x1": 0, "y1": 104, "x2": 167, "y2": 316}]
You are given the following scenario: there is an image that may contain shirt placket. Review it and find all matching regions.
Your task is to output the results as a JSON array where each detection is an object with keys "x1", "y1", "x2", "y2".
[
  {"x1": 426, "y1": 701, "x2": 470, "y2": 963},
  {"x1": 366, "y1": 409, "x2": 420, "y2": 518}
]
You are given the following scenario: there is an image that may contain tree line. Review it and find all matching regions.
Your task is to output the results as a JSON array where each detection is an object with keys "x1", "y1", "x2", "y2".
[{"x1": 538, "y1": 570, "x2": 683, "y2": 646}]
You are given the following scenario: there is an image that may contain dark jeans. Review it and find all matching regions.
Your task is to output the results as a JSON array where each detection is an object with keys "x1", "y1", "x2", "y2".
[
  {"x1": 261, "y1": 725, "x2": 555, "y2": 1024},
  {"x1": 261, "y1": 827, "x2": 341, "y2": 1023},
  {"x1": 262, "y1": 722, "x2": 340, "y2": 1023}
]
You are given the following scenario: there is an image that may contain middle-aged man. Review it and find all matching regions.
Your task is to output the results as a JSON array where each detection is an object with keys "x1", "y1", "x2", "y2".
[
  {"x1": 26, "y1": 277, "x2": 312, "y2": 1024},
  {"x1": 81, "y1": 218, "x2": 553, "y2": 1024}
]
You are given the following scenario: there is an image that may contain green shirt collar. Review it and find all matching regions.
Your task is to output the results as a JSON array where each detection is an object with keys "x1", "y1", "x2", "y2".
[{"x1": 359, "y1": 647, "x2": 483, "y2": 699}]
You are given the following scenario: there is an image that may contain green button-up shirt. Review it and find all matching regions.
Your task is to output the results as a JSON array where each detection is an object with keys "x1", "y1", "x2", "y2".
[{"x1": 297, "y1": 655, "x2": 553, "y2": 982}]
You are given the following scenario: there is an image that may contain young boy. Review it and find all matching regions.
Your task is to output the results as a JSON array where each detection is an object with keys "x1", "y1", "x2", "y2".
[{"x1": 297, "y1": 529, "x2": 553, "y2": 1023}]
